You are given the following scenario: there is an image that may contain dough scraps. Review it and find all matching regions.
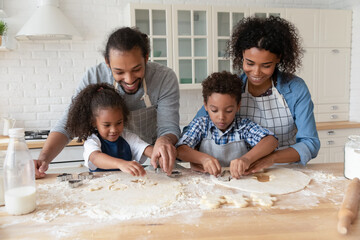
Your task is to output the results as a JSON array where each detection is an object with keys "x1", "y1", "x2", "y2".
[
  {"x1": 211, "y1": 167, "x2": 311, "y2": 195},
  {"x1": 200, "y1": 194, "x2": 249, "y2": 209},
  {"x1": 250, "y1": 193, "x2": 277, "y2": 207}
]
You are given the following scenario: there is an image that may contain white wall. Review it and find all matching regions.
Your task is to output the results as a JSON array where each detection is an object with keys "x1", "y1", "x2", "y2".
[{"x1": 0, "y1": 0, "x2": 359, "y2": 134}]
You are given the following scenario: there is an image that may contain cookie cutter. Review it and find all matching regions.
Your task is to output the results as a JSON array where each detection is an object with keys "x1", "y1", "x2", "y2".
[
  {"x1": 78, "y1": 172, "x2": 94, "y2": 180},
  {"x1": 218, "y1": 170, "x2": 232, "y2": 182},
  {"x1": 168, "y1": 170, "x2": 182, "y2": 178},
  {"x1": 56, "y1": 173, "x2": 73, "y2": 182},
  {"x1": 68, "y1": 179, "x2": 83, "y2": 188}
]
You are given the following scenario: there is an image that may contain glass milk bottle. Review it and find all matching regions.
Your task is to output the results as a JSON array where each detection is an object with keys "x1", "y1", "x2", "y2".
[
  {"x1": 0, "y1": 150, "x2": 5, "y2": 206},
  {"x1": 3, "y1": 128, "x2": 36, "y2": 215},
  {"x1": 344, "y1": 135, "x2": 360, "y2": 179}
]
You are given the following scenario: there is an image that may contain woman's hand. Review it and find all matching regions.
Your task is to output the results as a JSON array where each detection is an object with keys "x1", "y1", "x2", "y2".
[
  {"x1": 230, "y1": 157, "x2": 252, "y2": 179},
  {"x1": 245, "y1": 156, "x2": 275, "y2": 175},
  {"x1": 118, "y1": 161, "x2": 146, "y2": 177}
]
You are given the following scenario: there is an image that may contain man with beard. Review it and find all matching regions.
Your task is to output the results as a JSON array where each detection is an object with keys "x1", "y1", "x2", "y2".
[{"x1": 34, "y1": 27, "x2": 180, "y2": 178}]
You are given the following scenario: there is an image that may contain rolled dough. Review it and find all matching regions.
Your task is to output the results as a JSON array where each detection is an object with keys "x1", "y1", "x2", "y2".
[{"x1": 211, "y1": 168, "x2": 311, "y2": 195}]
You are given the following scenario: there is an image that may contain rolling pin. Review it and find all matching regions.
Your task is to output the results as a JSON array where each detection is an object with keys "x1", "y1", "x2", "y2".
[{"x1": 337, "y1": 177, "x2": 360, "y2": 235}]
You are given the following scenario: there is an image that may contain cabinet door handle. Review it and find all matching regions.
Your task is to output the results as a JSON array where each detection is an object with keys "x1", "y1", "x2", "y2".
[
  {"x1": 327, "y1": 140, "x2": 335, "y2": 145},
  {"x1": 327, "y1": 130, "x2": 335, "y2": 135},
  {"x1": 332, "y1": 49, "x2": 340, "y2": 54},
  {"x1": 330, "y1": 114, "x2": 337, "y2": 119},
  {"x1": 331, "y1": 105, "x2": 338, "y2": 110}
]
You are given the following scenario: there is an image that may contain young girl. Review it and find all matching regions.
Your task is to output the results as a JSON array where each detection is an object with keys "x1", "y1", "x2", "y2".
[{"x1": 66, "y1": 83, "x2": 152, "y2": 176}]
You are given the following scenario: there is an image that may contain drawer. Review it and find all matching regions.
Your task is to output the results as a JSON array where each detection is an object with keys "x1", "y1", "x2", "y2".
[
  {"x1": 320, "y1": 137, "x2": 347, "y2": 148},
  {"x1": 318, "y1": 128, "x2": 360, "y2": 138},
  {"x1": 316, "y1": 112, "x2": 349, "y2": 122},
  {"x1": 317, "y1": 103, "x2": 349, "y2": 113}
]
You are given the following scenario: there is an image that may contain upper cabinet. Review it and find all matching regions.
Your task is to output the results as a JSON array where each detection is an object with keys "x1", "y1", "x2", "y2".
[
  {"x1": 319, "y1": 9, "x2": 352, "y2": 48},
  {"x1": 285, "y1": 9, "x2": 319, "y2": 48},
  {"x1": 285, "y1": 8, "x2": 351, "y2": 48},
  {"x1": 129, "y1": 4, "x2": 352, "y2": 105},
  {"x1": 129, "y1": 4, "x2": 173, "y2": 68},
  {"x1": 212, "y1": 7, "x2": 249, "y2": 73},
  {"x1": 249, "y1": 8, "x2": 285, "y2": 18},
  {"x1": 172, "y1": 5, "x2": 212, "y2": 89}
]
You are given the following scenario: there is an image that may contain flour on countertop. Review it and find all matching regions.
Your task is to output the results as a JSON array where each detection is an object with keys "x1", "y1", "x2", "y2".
[{"x1": 0, "y1": 167, "x2": 347, "y2": 239}]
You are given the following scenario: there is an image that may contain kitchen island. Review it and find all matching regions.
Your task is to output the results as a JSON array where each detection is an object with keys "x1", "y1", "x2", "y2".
[{"x1": 0, "y1": 163, "x2": 359, "y2": 240}]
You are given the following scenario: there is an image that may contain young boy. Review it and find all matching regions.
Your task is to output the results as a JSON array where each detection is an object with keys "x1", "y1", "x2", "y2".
[{"x1": 176, "y1": 71, "x2": 278, "y2": 179}]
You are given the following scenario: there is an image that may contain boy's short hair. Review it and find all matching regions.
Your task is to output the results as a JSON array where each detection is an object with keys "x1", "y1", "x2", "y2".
[{"x1": 202, "y1": 71, "x2": 242, "y2": 104}]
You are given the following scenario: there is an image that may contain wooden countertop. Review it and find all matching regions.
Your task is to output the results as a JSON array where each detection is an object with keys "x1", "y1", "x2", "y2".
[
  {"x1": 316, "y1": 121, "x2": 360, "y2": 130},
  {"x1": 0, "y1": 135, "x2": 82, "y2": 150},
  {"x1": 0, "y1": 163, "x2": 359, "y2": 239}
]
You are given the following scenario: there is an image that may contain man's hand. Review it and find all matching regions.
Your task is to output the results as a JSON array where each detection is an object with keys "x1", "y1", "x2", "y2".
[
  {"x1": 34, "y1": 160, "x2": 49, "y2": 179},
  {"x1": 150, "y1": 134, "x2": 177, "y2": 175}
]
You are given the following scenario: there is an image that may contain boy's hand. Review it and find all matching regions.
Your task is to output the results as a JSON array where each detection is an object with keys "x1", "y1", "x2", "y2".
[
  {"x1": 202, "y1": 157, "x2": 221, "y2": 176},
  {"x1": 245, "y1": 156, "x2": 274, "y2": 175},
  {"x1": 230, "y1": 157, "x2": 252, "y2": 179},
  {"x1": 190, "y1": 162, "x2": 205, "y2": 172},
  {"x1": 118, "y1": 161, "x2": 146, "y2": 177}
]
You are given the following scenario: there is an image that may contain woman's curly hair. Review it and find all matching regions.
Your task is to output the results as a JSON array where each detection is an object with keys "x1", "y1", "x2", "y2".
[
  {"x1": 228, "y1": 16, "x2": 303, "y2": 82},
  {"x1": 65, "y1": 83, "x2": 130, "y2": 142},
  {"x1": 202, "y1": 71, "x2": 242, "y2": 104}
]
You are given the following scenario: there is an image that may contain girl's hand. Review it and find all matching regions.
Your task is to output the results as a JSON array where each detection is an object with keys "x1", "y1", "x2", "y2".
[
  {"x1": 230, "y1": 157, "x2": 251, "y2": 179},
  {"x1": 201, "y1": 157, "x2": 221, "y2": 176},
  {"x1": 118, "y1": 161, "x2": 146, "y2": 177}
]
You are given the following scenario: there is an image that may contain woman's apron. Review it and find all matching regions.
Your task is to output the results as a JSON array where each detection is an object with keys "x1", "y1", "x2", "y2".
[
  {"x1": 240, "y1": 81, "x2": 297, "y2": 149},
  {"x1": 114, "y1": 79, "x2": 157, "y2": 144},
  {"x1": 199, "y1": 127, "x2": 249, "y2": 167}
]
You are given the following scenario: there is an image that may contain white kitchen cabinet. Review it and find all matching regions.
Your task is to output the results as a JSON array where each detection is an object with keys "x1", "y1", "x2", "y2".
[
  {"x1": 319, "y1": 9, "x2": 352, "y2": 48},
  {"x1": 212, "y1": 7, "x2": 249, "y2": 73},
  {"x1": 287, "y1": 8, "x2": 352, "y2": 122},
  {"x1": 317, "y1": 48, "x2": 350, "y2": 105},
  {"x1": 249, "y1": 8, "x2": 285, "y2": 18},
  {"x1": 129, "y1": 4, "x2": 173, "y2": 68},
  {"x1": 311, "y1": 128, "x2": 360, "y2": 163},
  {"x1": 296, "y1": 48, "x2": 318, "y2": 104},
  {"x1": 172, "y1": 5, "x2": 212, "y2": 89},
  {"x1": 129, "y1": 5, "x2": 352, "y2": 104},
  {"x1": 285, "y1": 9, "x2": 319, "y2": 48}
]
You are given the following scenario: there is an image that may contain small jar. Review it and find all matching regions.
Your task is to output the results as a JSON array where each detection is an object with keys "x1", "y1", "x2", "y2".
[{"x1": 344, "y1": 135, "x2": 360, "y2": 179}]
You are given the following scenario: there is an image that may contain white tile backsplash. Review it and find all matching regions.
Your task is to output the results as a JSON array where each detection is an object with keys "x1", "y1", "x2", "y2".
[{"x1": 1, "y1": 0, "x2": 360, "y2": 134}]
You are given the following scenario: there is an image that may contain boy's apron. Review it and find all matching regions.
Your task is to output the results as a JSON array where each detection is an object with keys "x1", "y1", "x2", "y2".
[
  {"x1": 114, "y1": 79, "x2": 157, "y2": 144},
  {"x1": 199, "y1": 127, "x2": 248, "y2": 167},
  {"x1": 240, "y1": 81, "x2": 297, "y2": 149}
]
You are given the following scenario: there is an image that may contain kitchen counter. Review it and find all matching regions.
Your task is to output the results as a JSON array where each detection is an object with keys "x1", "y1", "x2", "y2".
[
  {"x1": 0, "y1": 135, "x2": 82, "y2": 150},
  {"x1": 0, "y1": 163, "x2": 359, "y2": 240}
]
